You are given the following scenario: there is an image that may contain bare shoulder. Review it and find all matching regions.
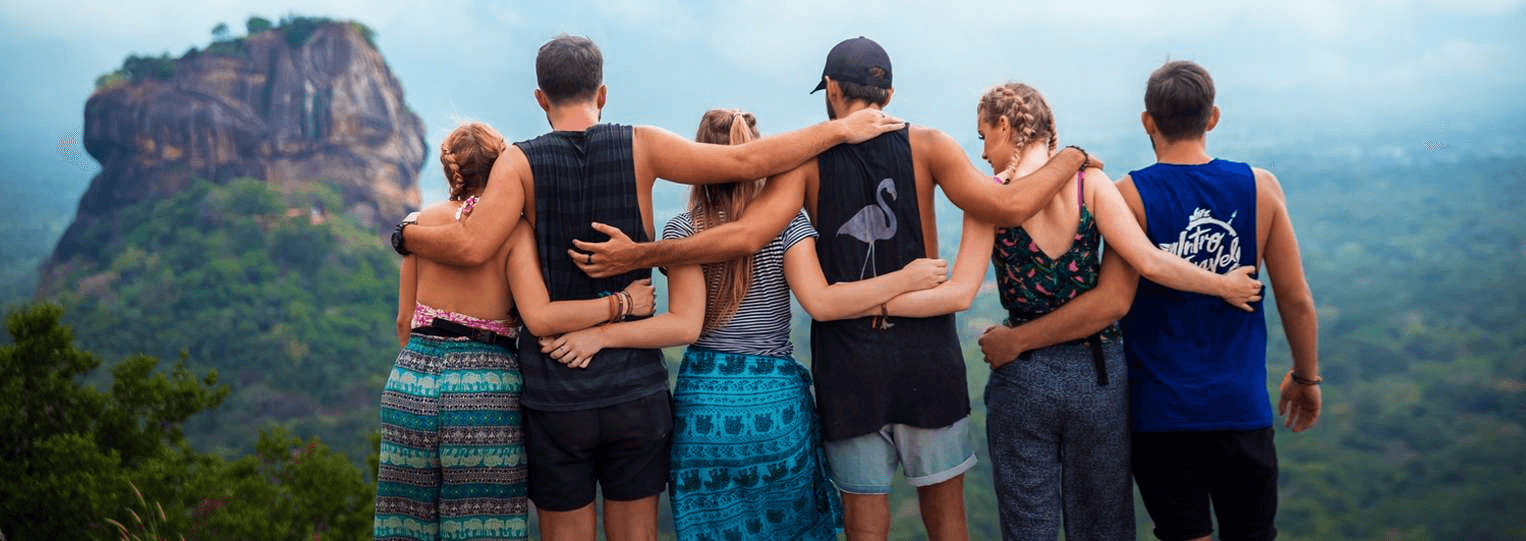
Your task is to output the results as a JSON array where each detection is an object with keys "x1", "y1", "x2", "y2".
[
  {"x1": 416, "y1": 201, "x2": 459, "y2": 226},
  {"x1": 1113, "y1": 174, "x2": 1139, "y2": 196},
  {"x1": 1252, "y1": 166, "x2": 1286, "y2": 202},
  {"x1": 908, "y1": 124, "x2": 952, "y2": 147},
  {"x1": 631, "y1": 124, "x2": 682, "y2": 149},
  {"x1": 1081, "y1": 167, "x2": 1112, "y2": 206}
]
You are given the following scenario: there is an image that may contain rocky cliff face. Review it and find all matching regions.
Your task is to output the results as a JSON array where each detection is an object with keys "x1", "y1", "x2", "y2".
[{"x1": 49, "y1": 22, "x2": 425, "y2": 267}]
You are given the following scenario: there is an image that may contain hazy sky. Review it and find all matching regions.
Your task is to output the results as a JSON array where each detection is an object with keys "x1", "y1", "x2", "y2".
[{"x1": 2, "y1": 0, "x2": 1522, "y2": 209}]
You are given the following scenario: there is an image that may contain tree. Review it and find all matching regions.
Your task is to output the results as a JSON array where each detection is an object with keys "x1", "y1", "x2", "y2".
[
  {"x1": 0, "y1": 304, "x2": 375, "y2": 540},
  {"x1": 211, "y1": 22, "x2": 230, "y2": 41},
  {"x1": 246, "y1": 16, "x2": 273, "y2": 35}
]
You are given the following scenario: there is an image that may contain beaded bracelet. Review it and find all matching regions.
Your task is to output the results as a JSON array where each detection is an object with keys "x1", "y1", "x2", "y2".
[
  {"x1": 1064, "y1": 145, "x2": 1092, "y2": 171},
  {"x1": 1289, "y1": 370, "x2": 1322, "y2": 386}
]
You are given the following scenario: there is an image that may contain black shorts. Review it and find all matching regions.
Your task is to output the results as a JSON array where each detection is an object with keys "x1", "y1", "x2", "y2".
[
  {"x1": 523, "y1": 391, "x2": 673, "y2": 511},
  {"x1": 1132, "y1": 427, "x2": 1278, "y2": 541}
]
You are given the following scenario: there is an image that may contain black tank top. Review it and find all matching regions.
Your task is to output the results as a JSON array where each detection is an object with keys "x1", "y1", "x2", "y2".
[
  {"x1": 810, "y1": 125, "x2": 969, "y2": 441},
  {"x1": 514, "y1": 124, "x2": 667, "y2": 411}
]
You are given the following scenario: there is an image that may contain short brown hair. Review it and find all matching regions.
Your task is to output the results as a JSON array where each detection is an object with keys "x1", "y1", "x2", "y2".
[
  {"x1": 1145, "y1": 60, "x2": 1215, "y2": 141},
  {"x1": 536, "y1": 34, "x2": 602, "y2": 104},
  {"x1": 838, "y1": 66, "x2": 891, "y2": 106}
]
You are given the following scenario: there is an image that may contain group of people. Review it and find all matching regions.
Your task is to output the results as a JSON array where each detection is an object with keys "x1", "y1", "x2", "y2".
[{"x1": 376, "y1": 34, "x2": 1322, "y2": 541}]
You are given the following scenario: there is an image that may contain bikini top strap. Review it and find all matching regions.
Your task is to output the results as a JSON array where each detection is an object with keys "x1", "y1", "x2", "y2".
[{"x1": 1076, "y1": 170, "x2": 1085, "y2": 211}]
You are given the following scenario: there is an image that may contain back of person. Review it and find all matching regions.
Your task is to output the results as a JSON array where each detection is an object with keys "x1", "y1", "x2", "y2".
[
  {"x1": 810, "y1": 126, "x2": 967, "y2": 443},
  {"x1": 412, "y1": 203, "x2": 514, "y2": 320},
  {"x1": 514, "y1": 123, "x2": 667, "y2": 411},
  {"x1": 1122, "y1": 158, "x2": 1269, "y2": 432}
]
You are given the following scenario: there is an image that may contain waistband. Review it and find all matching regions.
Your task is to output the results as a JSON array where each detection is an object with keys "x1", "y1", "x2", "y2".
[
  {"x1": 1005, "y1": 319, "x2": 1115, "y2": 387},
  {"x1": 412, "y1": 303, "x2": 518, "y2": 338}
]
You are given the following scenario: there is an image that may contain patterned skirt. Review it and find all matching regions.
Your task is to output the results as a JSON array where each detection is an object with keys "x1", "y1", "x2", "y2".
[
  {"x1": 668, "y1": 347, "x2": 842, "y2": 541},
  {"x1": 374, "y1": 333, "x2": 528, "y2": 541}
]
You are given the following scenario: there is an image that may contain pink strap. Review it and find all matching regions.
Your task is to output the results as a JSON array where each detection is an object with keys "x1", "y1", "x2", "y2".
[
  {"x1": 412, "y1": 303, "x2": 518, "y2": 338},
  {"x1": 1076, "y1": 170, "x2": 1086, "y2": 211}
]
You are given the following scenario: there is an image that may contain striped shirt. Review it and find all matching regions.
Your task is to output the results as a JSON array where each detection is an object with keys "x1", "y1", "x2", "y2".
[{"x1": 662, "y1": 210, "x2": 817, "y2": 357}]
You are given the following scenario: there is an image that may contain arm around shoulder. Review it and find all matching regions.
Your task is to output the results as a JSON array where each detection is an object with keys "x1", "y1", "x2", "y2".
[{"x1": 403, "y1": 150, "x2": 528, "y2": 266}]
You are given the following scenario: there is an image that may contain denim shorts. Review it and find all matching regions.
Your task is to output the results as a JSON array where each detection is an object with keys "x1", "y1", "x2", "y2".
[{"x1": 823, "y1": 417, "x2": 977, "y2": 494}]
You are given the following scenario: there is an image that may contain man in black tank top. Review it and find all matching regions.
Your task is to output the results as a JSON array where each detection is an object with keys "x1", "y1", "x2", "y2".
[
  {"x1": 574, "y1": 37, "x2": 1102, "y2": 541},
  {"x1": 395, "y1": 35, "x2": 906, "y2": 541}
]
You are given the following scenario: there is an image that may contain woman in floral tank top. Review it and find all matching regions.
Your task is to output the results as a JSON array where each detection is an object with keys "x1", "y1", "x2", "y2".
[{"x1": 970, "y1": 84, "x2": 1263, "y2": 540}]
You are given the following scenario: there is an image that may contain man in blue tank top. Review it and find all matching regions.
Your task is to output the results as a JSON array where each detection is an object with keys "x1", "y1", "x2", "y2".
[{"x1": 1115, "y1": 60, "x2": 1322, "y2": 541}]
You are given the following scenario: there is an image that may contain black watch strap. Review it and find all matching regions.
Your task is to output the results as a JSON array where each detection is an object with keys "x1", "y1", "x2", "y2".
[{"x1": 391, "y1": 220, "x2": 414, "y2": 256}]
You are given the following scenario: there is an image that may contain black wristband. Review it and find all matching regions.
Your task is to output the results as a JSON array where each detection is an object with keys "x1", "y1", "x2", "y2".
[
  {"x1": 391, "y1": 220, "x2": 413, "y2": 256},
  {"x1": 1065, "y1": 145, "x2": 1091, "y2": 171},
  {"x1": 1289, "y1": 371, "x2": 1322, "y2": 386}
]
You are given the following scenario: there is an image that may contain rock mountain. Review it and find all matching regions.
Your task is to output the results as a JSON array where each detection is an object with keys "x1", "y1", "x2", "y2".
[{"x1": 47, "y1": 20, "x2": 425, "y2": 276}]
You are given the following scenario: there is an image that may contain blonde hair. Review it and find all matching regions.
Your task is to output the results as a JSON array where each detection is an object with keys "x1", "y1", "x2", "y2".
[
  {"x1": 978, "y1": 82, "x2": 1058, "y2": 159},
  {"x1": 690, "y1": 109, "x2": 764, "y2": 332},
  {"x1": 439, "y1": 122, "x2": 508, "y2": 201}
]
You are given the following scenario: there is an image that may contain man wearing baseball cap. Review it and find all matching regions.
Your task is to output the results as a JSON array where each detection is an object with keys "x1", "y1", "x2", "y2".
[{"x1": 574, "y1": 36, "x2": 1100, "y2": 541}]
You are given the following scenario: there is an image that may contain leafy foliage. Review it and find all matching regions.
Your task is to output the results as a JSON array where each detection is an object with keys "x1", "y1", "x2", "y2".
[
  {"x1": 0, "y1": 304, "x2": 374, "y2": 540},
  {"x1": 95, "y1": 53, "x2": 176, "y2": 89},
  {"x1": 246, "y1": 16, "x2": 274, "y2": 36},
  {"x1": 52, "y1": 178, "x2": 398, "y2": 463},
  {"x1": 92, "y1": 14, "x2": 378, "y2": 90}
]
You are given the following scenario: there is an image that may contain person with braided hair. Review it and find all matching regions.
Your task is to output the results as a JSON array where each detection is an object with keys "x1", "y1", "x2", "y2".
[
  {"x1": 378, "y1": 121, "x2": 656, "y2": 541},
  {"x1": 969, "y1": 80, "x2": 1261, "y2": 540}
]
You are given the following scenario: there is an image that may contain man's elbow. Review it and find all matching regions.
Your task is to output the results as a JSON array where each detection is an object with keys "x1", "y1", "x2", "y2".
[
  {"x1": 1277, "y1": 290, "x2": 1318, "y2": 319},
  {"x1": 735, "y1": 151, "x2": 772, "y2": 180},
  {"x1": 455, "y1": 243, "x2": 497, "y2": 267}
]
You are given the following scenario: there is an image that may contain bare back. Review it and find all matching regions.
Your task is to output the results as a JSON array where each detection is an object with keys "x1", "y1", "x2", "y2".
[{"x1": 412, "y1": 200, "x2": 516, "y2": 321}]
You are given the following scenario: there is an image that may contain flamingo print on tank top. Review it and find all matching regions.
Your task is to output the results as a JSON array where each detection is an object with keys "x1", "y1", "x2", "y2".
[{"x1": 836, "y1": 177, "x2": 899, "y2": 280}]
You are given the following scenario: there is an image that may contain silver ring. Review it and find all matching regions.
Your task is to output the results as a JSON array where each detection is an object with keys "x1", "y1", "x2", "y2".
[{"x1": 586, "y1": 253, "x2": 593, "y2": 265}]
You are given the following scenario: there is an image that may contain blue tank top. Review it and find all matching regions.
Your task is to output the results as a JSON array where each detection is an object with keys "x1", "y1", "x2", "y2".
[{"x1": 1121, "y1": 159, "x2": 1270, "y2": 432}]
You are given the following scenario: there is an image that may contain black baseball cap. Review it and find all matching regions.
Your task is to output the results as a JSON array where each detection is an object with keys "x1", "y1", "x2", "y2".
[{"x1": 811, "y1": 37, "x2": 892, "y2": 94}]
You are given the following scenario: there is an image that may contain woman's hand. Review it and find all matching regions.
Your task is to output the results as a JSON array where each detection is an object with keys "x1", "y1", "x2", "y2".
[
  {"x1": 897, "y1": 258, "x2": 949, "y2": 292},
  {"x1": 1218, "y1": 266, "x2": 1264, "y2": 312},
  {"x1": 978, "y1": 325, "x2": 1025, "y2": 369},
  {"x1": 622, "y1": 278, "x2": 656, "y2": 317},
  {"x1": 539, "y1": 328, "x2": 607, "y2": 369}
]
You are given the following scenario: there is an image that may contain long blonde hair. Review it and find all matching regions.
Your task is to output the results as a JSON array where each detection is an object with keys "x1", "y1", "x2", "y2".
[{"x1": 690, "y1": 109, "x2": 764, "y2": 332}]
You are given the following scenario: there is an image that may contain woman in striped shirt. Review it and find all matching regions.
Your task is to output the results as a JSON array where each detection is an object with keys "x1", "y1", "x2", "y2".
[{"x1": 540, "y1": 109, "x2": 948, "y2": 540}]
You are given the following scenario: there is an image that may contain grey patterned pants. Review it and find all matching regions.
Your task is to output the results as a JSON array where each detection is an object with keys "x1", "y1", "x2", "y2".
[{"x1": 984, "y1": 339, "x2": 1133, "y2": 541}]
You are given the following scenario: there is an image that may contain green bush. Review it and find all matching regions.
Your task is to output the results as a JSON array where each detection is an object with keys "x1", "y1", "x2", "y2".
[{"x1": 246, "y1": 16, "x2": 273, "y2": 35}]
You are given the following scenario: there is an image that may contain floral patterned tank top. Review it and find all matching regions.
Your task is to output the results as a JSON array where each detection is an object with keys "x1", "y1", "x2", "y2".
[{"x1": 991, "y1": 172, "x2": 1121, "y2": 343}]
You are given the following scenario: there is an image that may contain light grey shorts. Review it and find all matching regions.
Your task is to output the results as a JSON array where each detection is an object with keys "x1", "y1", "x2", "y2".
[{"x1": 823, "y1": 416, "x2": 977, "y2": 494}]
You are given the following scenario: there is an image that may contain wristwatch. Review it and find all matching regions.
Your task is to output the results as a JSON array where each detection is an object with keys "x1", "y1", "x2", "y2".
[{"x1": 391, "y1": 215, "x2": 418, "y2": 256}]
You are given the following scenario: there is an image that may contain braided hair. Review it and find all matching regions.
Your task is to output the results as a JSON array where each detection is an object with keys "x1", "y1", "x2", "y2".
[
  {"x1": 439, "y1": 122, "x2": 508, "y2": 201},
  {"x1": 978, "y1": 82, "x2": 1058, "y2": 175}
]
